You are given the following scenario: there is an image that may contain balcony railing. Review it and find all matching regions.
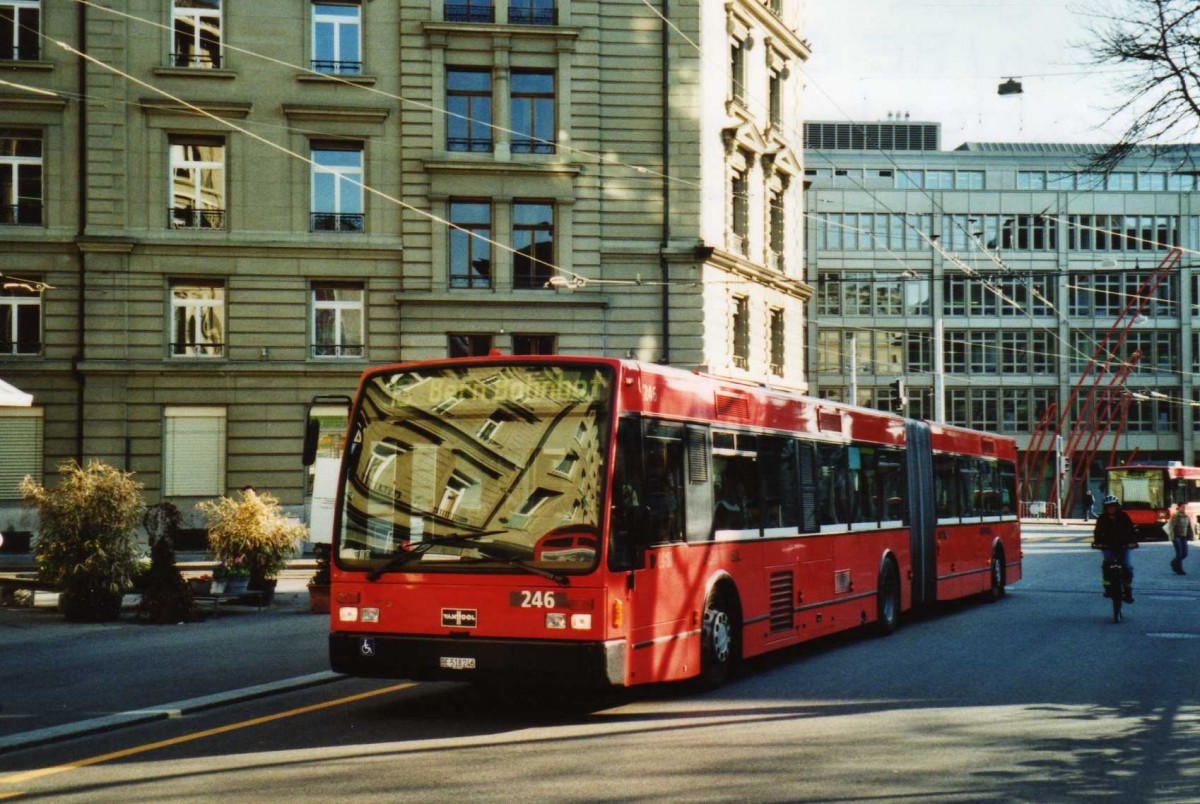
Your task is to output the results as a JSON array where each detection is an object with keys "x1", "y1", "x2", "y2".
[
  {"x1": 0, "y1": 46, "x2": 41, "y2": 61},
  {"x1": 311, "y1": 343, "x2": 365, "y2": 358},
  {"x1": 0, "y1": 340, "x2": 42, "y2": 356},
  {"x1": 311, "y1": 59, "x2": 363, "y2": 75},
  {"x1": 508, "y1": 7, "x2": 557, "y2": 25},
  {"x1": 510, "y1": 138, "x2": 555, "y2": 155},
  {"x1": 170, "y1": 342, "x2": 225, "y2": 357},
  {"x1": 1, "y1": 202, "x2": 43, "y2": 226},
  {"x1": 170, "y1": 52, "x2": 222, "y2": 69},
  {"x1": 444, "y1": 3, "x2": 495, "y2": 23},
  {"x1": 447, "y1": 137, "x2": 494, "y2": 153},
  {"x1": 732, "y1": 354, "x2": 749, "y2": 369},
  {"x1": 169, "y1": 208, "x2": 225, "y2": 229},
  {"x1": 310, "y1": 212, "x2": 365, "y2": 233}
]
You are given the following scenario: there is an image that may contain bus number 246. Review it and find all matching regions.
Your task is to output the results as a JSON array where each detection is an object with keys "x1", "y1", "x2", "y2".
[{"x1": 511, "y1": 590, "x2": 566, "y2": 609}]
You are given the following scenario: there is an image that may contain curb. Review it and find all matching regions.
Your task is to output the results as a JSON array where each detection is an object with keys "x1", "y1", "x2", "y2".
[{"x1": 0, "y1": 671, "x2": 344, "y2": 755}]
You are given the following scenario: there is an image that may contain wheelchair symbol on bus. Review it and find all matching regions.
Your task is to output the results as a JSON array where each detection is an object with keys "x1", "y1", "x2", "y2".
[{"x1": 359, "y1": 638, "x2": 375, "y2": 657}]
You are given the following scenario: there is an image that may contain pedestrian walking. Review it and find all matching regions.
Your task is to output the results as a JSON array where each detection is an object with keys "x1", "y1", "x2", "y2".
[
  {"x1": 1083, "y1": 490, "x2": 1094, "y2": 522},
  {"x1": 1166, "y1": 503, "x2": 1192, "y2": 575}
]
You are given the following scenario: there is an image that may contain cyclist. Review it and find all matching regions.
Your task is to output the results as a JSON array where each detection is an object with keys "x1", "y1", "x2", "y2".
[{"x1": 1092, "y1": 494, "x2": 1137, "y2": 603}]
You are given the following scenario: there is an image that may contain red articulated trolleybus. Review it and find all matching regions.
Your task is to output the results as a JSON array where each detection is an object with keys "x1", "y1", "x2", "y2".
[
  {"x1": 305, "y1": 356, "x2": 1021, "y2": 689},
  {"x1": 1105, "y1": 462, "x2": 1200, "y2": 541}
]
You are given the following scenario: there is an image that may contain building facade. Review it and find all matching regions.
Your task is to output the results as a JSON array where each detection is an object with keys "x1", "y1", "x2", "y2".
[
  {"x1": 0, "y1": 1, "x2": 809, "y2": 541},
  {"x1": 805, "y1": 121, "x2": 1200, "y2": 503}
]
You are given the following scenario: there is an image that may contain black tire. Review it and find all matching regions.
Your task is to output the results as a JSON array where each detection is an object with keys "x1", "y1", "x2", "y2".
[
  {"x1": 984, "y1": 550, "x2": 1006, "y2": 603},
  {"x1": 1112, "y1": 593, "x2": 1123, "y2": 624},
  {"x1": 875, "y1": 560, "x2": 901, "y2": 636},
  {"x1": 699, "y1": 592, "x2": 737, "y2": 688}
]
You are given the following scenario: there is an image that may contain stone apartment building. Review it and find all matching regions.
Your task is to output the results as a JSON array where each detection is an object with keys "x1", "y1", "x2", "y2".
[
  {"x1": 805, "y1": 120, "x2": 1200, "y2": 500},
  {"x1": 0, "y1": 0, "x2": 809, "y2": 540}
]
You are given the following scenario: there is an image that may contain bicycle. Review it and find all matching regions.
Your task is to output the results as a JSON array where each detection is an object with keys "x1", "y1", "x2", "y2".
[{"x1": 1101, "y1": 557, "x2": 1132, "y2": 622}]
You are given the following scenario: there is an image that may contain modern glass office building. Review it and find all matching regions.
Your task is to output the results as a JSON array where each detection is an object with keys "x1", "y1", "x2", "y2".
[{"x1": 805, "y1": 120, "x2": 1200, "y2": 507}]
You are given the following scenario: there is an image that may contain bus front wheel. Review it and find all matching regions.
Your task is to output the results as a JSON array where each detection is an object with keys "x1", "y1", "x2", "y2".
[{"x1": 699, "y1": 593, "x2": 737, "y2": 688}]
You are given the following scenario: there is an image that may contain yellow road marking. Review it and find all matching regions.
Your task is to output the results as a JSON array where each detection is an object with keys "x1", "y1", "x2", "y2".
[{"x1": 0, "y1": 682, "x2": 415, "y2": 786}]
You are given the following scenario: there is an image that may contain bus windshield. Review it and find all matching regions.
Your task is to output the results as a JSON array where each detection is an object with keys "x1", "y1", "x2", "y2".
[
  {"x1": 1107, "y1": 467, "x2": 1166, "y2": 511},
  {"x1": 336, "y1": 363, "x2": 614, "y2": 576}
]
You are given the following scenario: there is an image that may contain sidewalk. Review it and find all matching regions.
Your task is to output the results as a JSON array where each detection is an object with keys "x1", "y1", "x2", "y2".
[{"x1": 0, "y1": 567, "x2": 337, "y2": 755}]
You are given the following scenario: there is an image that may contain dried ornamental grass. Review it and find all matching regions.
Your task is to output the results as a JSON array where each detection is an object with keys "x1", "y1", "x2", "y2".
[
  {"x1": 19, "y1": 460, "x2": 145, "y2": 621},
  {"x1": 198, "y1": 489, "x2": 306, "y2": 580}
]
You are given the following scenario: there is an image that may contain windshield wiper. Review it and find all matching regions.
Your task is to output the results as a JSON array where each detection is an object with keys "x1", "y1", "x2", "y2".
[{"x1": 365, "y1": 529, "x2": 506, "y2": 581}]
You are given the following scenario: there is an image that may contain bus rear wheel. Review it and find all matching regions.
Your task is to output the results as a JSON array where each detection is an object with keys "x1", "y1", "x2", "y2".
[
  {"x1": 984, "y1": 549, "x2": 1006, "y2": 602},
  {"x1": 699, "y1": 593, "x2": 737, "y2": 688},
  {"x1": 875, "y1": 560, "x2": 901, "y2": 636}
]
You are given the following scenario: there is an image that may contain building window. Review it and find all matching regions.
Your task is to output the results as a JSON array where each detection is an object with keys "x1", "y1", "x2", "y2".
[
  {"x1": 0, "y1": 281, "x2": 40, "y2": 355},
  {"x1": 446, "y1": 68, "x2": 493, "y2": 152},
  {"x1": 512, "y1": 334, "x2": 555, "y2": 355},
  {"x1": 816, "y1": 330, "x2": 841, "y2": 374},
  {"x1": 0, "y1": 0, "x2": 39, "y2": 60},
  {"x1": 767, "y1": 188, "x2": 784, "y2": 271},
  {"x1": 449, "y1": 333, "x2": 493, "y2": 357},
  {"x1": 169, "y1": 136, "x2": 225, "y2": 229},
  {"x1": 1017, "y1": 171, "x2": 1046, "y2": 190},
  {"x1": 511, "y1": 71, "x2": 555, "y2": 154},
  {"x1": 512, "y1": 201, "x2": 554, "y2": 289},
  {"x1": 445, "y1": 0, "x2": 494, "y2": 23},
  {"x1": 449, "y1": 200, "x2": 492, "y2": 289},
  {"x1": 768, "y1": 69, "x2": 782, "y2": 128},
  {"x1": 768, "y1": 307, "x2": 785, "y2": 376},
  {"x1": 310, "y1": 143, "x2": 364, "y2": 232},
  {"x1": 172, "y1": 0, "x2": 221, "y2": 68},
  {"x1": 163, "y1": 406, "x2": 226, "y2": 496},
  {"x1": 312, "y1": 2, "x2": 361, "y2": 74},
  {"x1": 0, "y1": 407, "x2": 41, "y2": 500},
  {"x1": 312, "y1": 283, "x2": 364, "y2": 358},
  {"x1": 731, "y1": 295, "x2": 749, "y2": 369},
  {"x1": 170, "y1": 283, "x2": 224, "y2": 357},
  {"x1": 957, "y1": 171, "x2": 984, "y2": 189},
  {"x1": 730, "y1": 160, "x2": 748, "y2": 256},
  {"x1": 729, "y1": 37, "x2": 746, "y2": 104},
  {"x1": 926, "y1": 170, "x2": 953, "y2": 189},
  {"x1": 508, "y1": 0, "x2": 556, "y2": 25},
  {"x1": 0, "y1": 130, "x2": 41, "y2": 226}
]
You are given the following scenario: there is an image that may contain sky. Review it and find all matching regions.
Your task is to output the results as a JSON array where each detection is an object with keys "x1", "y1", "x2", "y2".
[{"x1": 801, "y1": 1, "x2": 1137, "y2": 148}]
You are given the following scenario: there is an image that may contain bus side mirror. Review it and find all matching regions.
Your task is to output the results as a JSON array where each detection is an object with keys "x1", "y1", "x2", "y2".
[{"x1": 302, "y1": 418, "x2": 320, "y2": 467}]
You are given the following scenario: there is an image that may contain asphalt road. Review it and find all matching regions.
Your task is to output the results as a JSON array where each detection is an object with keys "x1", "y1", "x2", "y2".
[{"x1": 3, "y1": 527, "x2": 1200, "y2": 801}]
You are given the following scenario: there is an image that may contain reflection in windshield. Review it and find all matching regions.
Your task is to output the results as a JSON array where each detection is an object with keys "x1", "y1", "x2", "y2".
[{"x1": 338, "y1": 364, "x2": 612, "y2": 574}]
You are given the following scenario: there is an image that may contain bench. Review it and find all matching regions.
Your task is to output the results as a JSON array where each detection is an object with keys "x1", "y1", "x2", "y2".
[
  {"x1": 0, "y1": 573, "x2": 61, "y2": 606},
  {"x1": 191, "y1": 590, "x2": 265, "y2": 616}
]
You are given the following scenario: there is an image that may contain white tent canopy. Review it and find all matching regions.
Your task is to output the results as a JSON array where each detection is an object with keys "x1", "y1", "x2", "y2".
[{"x1": 0, "y1": 377, "x2": 32, "y2": 407}]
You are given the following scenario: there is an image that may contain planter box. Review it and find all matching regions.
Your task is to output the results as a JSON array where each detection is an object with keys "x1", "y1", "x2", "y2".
[
  {"x1": 188, "y1": 578, "x2": 213, "y2": 596},
  {"x1": 308, "y1": 584, "x2": 330, "y2": 613}
]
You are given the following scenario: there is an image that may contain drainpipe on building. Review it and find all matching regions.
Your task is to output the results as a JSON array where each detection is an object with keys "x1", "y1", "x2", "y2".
[
  {"x1": 73, "y1": 3, "x2": 87, "y2": 463},
  {"x1": 658, "y1": 0, "x2": 671, "y2": 364}
]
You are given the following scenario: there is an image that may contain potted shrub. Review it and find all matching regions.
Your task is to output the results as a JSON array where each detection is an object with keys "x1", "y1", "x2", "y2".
[
  {"x1": 198, "y1": 488, "x2": 306, "y2": 605},
  {"x1": 308, "y1": 543, "x2": 331, "y2": 613},
  {"x1": 137, "y1": 501, "x2": 198, "y2": 624},
  {"x1": 20, "y1": 460, "x2": 145, "y2": 622}
]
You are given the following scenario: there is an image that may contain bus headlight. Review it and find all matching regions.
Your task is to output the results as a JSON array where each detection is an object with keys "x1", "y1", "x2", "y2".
[
  {"x1": 546, "y1": 612, "x2": 567, "y2": 629},
  {"x1": 570, "y1": 613, "x2": 592, "y2": 630},
  {"x1": 338, "y1": 606, "x2": 358, "y2": 622},
  {"x1": 361, "y1": 607, "x2": 380, "y2": 623}
]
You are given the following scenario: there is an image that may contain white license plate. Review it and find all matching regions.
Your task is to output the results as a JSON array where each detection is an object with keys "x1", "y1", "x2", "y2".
[{"x1": 439, "y1": 656, "x2": 476, "y2": 670}]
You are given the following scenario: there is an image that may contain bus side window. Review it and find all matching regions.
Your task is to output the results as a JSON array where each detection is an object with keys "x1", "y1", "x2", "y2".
[
  {"x1": 760, "y1": 435, "x2": 800, "y2": 530},
  {"x1": 609, "y1": 417, "x2": 647, "y2": 571},
  {"x1": 878, "y1": 446, "x2": 906, "y2": 522},
  {"x1": 642, "y1": 423, "x2": 685, "y2": 544},
  {"x1": 933, "y1": 453, "x2": 959, "y2": 520},
  {"x1": 817, "y1": 442, "x2": 848, "y2": 526}
]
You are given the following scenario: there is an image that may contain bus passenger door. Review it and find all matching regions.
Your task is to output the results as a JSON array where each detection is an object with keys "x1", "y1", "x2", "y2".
[{"x1": 612, "y1": 418, "x2": 693, "y2": 682}]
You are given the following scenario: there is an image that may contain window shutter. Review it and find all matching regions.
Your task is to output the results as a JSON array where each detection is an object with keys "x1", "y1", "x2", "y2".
[
  {"x1": 164, "y1": 407, "x2": 226, "y2": 496},
  {"x1": 0, "y1": 413, "x2": 42, "y2": 500}
]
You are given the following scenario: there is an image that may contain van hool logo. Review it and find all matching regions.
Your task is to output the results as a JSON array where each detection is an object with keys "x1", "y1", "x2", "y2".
[{"x1": 442, "y1": 608, "x2": 478, "y2": 628}]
